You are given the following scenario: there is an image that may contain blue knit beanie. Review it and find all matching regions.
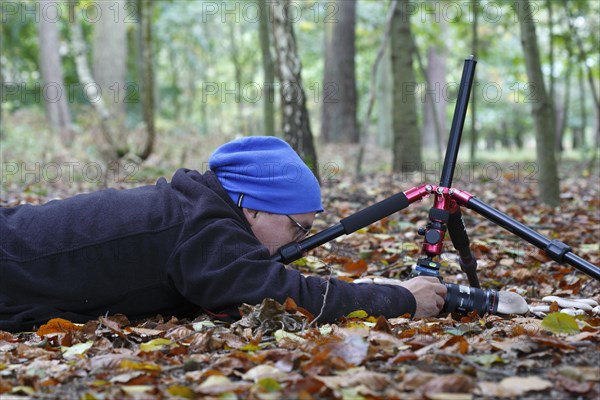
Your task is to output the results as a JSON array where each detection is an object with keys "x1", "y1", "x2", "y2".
[{"x1": 209, "y1": 136, "x2": 323, "y2": 214}]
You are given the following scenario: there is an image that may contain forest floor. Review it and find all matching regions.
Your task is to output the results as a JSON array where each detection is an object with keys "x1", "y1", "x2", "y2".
[{"x1": 0, "y1": 156, "x2": 599, "y2": 399}]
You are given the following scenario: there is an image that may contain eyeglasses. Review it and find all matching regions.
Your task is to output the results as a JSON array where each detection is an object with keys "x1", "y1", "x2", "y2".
[{"x1": 286, "y1": 214, "x2": 311, "y2": 241}]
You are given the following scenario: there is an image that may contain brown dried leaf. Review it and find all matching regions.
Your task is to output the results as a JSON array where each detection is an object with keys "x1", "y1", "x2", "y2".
[
  {"x1": 0, "y1": 331, "x2": 16, "y2": 342},
  {"x1": 98, "y1": 316, "x2": 128, "y2": 339},
  {"x1": 440, "y1": 336, "x2": 469, "y2": 355},
  {"x1": 530, "y1": 335, "x2": 576, "y2": 350},
  {"x1": 316, "y1": 369, "x2": 391, "y2": 391},
  {"x1": 328, "y1": 334, "x2": 369, "y2": 366},
  {"x1": 36, "y1": 318, "x2": 81, "y2": 337},
  {"x1": 343, "y1": 259, "x2": 368, "y2": 275},
  {"x1": 389, "y1": 350, "x2": 418, "y2": 364},
  {"x1": 556, "y1": 375, "x2": 594, "y2": 395},
  {"x1": 420, "y1": 374, "x2": 475, "y2": 397}
]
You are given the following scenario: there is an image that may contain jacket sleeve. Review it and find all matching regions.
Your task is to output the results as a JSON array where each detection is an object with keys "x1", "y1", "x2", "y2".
[{"x1": 168, "y1": 219, "x2": 416, "y2": 322}]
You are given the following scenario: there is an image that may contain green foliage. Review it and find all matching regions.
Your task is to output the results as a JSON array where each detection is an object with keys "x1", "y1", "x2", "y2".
[{"x1": 1, "y1": 0, "x2": 598, "y2": 168}]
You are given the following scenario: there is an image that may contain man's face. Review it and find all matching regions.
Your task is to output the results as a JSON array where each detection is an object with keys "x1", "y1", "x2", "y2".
[{"x1": 242, "y1": 209, "x2": 315, "y2": 255}]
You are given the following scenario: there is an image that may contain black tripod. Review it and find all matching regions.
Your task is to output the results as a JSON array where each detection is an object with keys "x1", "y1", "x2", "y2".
[{"x1": 272, "y1": 56, "x2": 599, "y2": 314}]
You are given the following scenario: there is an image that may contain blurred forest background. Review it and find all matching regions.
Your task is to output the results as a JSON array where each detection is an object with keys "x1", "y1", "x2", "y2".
[{"x1": 1, "y1": 0, "x2": 599, "y2": 207}]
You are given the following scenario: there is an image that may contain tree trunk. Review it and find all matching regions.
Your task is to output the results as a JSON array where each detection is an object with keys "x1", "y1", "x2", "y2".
[
  {"x1": 93, "y1": 0, "x2": 127, "y2": 142},
  {"x1": 320, "y1": 19, "x2": 334, "y2": 143},
  {"x1": 137, "y1": 0, "x2": 155, "y2": 160},
  {"x1": 228, "y1": 22, "x2": 247, "y2": 135},
  {"x1": 356, "y1": 0, "x2": 398, "y2": 175},
  {"x1": 565, "y1": 3, "x2": 599, "y2": 148},
  {"x1": 517, "y1": 0, "x2": 560, "y2": 206},
  {"x1": 376, "y1": 44, "x2": 392, "y2": 148},
  {"x1": 391, "y1": 0, "x2": 421, "y2": 172},
  {"x1": 575, "y1": 64, "x2": 587, "y2": 149},
  {"x1": 422, "y1": 44, "x2": 447, "y2": 159},
  {"x1": 469, "y1": 5, "x2": 478, "y2": 161},
  {"x1": 69, "y1": 2, "x2": 118, "y2": 155},
  {"x1": 270, "y1": 0, "x2": 320, "y2": 179},
  {"x1": 410, "y1": 34, "x2": 442, "y2": 161},
  {"x1": 258, "y1": 0, "x2": 275, "y2": 137},
  {"x1": 0, "y1": 63, "x2": 4, "y2": 140},
  {"x1": 320, "y1": 0, "x2": 358, "y2": 143},
  {"x1": 546, "y1": 0, "x2": 563, "y2": 153},
  {"x1": 556, "y1": 55, "x2": 572, "y2": 152},
  {"x1": 39, "y1": 0, "x2": 72, "y2": 140}
]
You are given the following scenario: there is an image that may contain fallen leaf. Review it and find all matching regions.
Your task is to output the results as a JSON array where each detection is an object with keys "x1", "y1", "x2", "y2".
[
  {"x1": 541, "y1": 312, "x2": 581, "y2": 335},
  {"x1": 167, "y1": 385, "x2": 195, "y2": 398},
  {"x1": 241, "y1": 365, "x2": 286, "y2": 382},
  {"x1": 195, "y1": 375, "x2": 252, "y2": 396},
  {"x1": 192, "y1": 321, "x2": 217, "y2": 331},
  {"x1": 120, "y1": 385, "x2": 155, "y2": 395},
  {"x1": 119, "y1": 359, "x2": 161, "y2": 372},
  {"x1": 440, "y1": 335, "x2": 469, "y2": 355},
  {"x1": 10, "y1": 386, "x2": 36, "y2": 396},
  {"x1": 99, "y1": 316, "x2": 128, "y2": 339},
  {"x1": 420, "y1": 374, "x2": 475, "y2": 396},
  {"x1": 343, "y1": 259, "x2": 368, "y2": 275},
  {"x1": 274, "y1": 329, "x2": 305, "y2": 343},
  {"x1": 139, "y1": 338, "x2": 175, "y2": 352},
  {"x1": 468, "y1": 353, "x2": 506, "y2": 368},
  {"x1": 346, "y1": 310, "x2": 369, "y2": 319},
  {"x1": 0, "y1": 331, "x2": 16, "y2": 342},
  {"x1": 316, "y1": 368, "x2": 391, "y2": 391},
  {"x1": 556, "y1": 375, "x2": 593, "y2": 395},
  {"x1": 37, "y1": 318, "x2": 81, "y2": 337},
  {"x1": 329, "y1": 334, "x2": 369, "y2": 366},
  {"x1": 61, "y1": 341, "x2": 93, "y2": 359},
  {"x1": 478, "y1": 376, "x2": 553, "y2": 397},
  {"x1": 256, "y1": 377, "x2": 281, "y2": 392},
  {"x1": 426, "y1": 393, "x2": 474, "y2": 400},
  {"x1": 389, "y1": 350, "x2": 418, "y2": 363}
]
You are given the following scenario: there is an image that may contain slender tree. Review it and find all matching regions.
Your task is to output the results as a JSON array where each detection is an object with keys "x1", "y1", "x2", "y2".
[
  {"x1": 137, "y1": 0, "x2": 155, "y2": 160},
  {"x1": 228, "y1": 22, "x2": 247, "y2": 135},
  {"x1": 69, "y1": 2, "x2": 119, "y2": 154},
  {"x1": 270, "y1": 0, "x2": 320, "y2": 179},
  {"x1": 391, "y1": 0, "x2": 421, "y2": 172},
  {"x1": 93, "y1": 0, "x2": 127, "y2": 141},
  {"x1": 565, "y1": 2, "x2": 599, "y2": 148},
  {"x1": 575, "y1": 64, "x2": 587, "y2": 149},
  {"x1": 356, "y1": 0, "x2": 398, "y2": 175},
  {"x1": 258, "y1": 0, "x2": 275, "y2": 137},
  {"x1": 376, "y1": 43, "x2": 393, "y2": 148},
  {"x1": 320, "y1": 0, "x2": 358, "y2": 143},
  {"x1": 421, "y1": 43, "x2": 447, "y2": 160},
  {"x1": 517, "y1": 0, "x2": 560, "y2": 206},
  {"x1": 38, "y1": 0, "x2": 72, "y2": 140},
  {"x1": 556, "y1": 41, "x2": 573, "y2": 152},
  {"x1": 469, "y1": 4, "x2": 478, "y2": 160}
]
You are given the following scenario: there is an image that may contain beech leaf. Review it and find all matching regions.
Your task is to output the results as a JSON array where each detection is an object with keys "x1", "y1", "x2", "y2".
[
  {"x1": 139, "y1": 338, "x2": 175, "y2": 352},
  {"x1": 346, "y1": 310, "x2": 369, "y2": 319},
  {"x1": 37, "y1": 318, "x2": 82, "y2": 337},
  {"x1": 61, "y1": 341, "x2": 93, "y2": 359},
  {"x1": 541, "y1": 312, "x2": 581, "y2": 335}
]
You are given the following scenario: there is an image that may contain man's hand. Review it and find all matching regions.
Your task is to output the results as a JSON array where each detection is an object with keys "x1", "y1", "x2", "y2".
[
  {"x1": 355, "y1": 276, "x2": 447, "y2": 318},
  {"x1": 394, "y1": 276, "x2": 447, "y2": 318}
]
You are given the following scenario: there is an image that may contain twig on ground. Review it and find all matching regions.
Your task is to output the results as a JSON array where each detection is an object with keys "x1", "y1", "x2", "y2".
[{"x1": 310, "y1": 261, "x2": 334, "y2": 327}]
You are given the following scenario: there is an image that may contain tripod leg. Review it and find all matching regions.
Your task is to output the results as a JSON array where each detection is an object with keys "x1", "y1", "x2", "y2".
[
  {"x1": 447, "y1": 205, "x2": 480, "y2": 288},
  {"x1": 453, "y1": 193, "x2": 600, "y2": 281}
]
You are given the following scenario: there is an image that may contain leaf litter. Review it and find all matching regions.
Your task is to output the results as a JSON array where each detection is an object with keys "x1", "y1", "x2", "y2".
[{"x1": 0, "y1": 167, "x2": 599, "y2": 399}]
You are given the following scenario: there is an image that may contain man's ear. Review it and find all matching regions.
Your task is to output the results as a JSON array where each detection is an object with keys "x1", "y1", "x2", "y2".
[{"x1": 242, "y1": 208, "x2": 259, "y2": 222}]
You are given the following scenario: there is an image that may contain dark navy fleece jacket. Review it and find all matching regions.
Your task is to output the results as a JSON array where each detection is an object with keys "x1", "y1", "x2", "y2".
[{"x1": 0, "y1": 169, "x2": 415, "y2": 332}]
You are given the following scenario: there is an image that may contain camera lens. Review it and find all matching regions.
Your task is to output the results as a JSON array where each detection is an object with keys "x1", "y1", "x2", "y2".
[{"x1": 442, "y1": 283, "x2": 499, "y2": 315}]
